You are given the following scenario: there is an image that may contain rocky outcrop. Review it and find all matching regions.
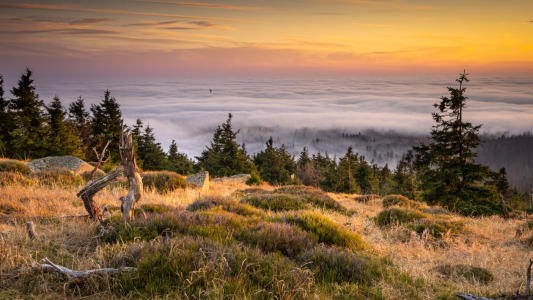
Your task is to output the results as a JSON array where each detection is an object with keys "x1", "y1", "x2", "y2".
[
  {"x1": 26, "y1": 156, "x2": 94, "y2": 175},
  {"x1": 185, "y1": 171, "x2": 209, "y2": 190},
  {"x1": 212, "y1": 174, "x2": 250, "y2": 184}
]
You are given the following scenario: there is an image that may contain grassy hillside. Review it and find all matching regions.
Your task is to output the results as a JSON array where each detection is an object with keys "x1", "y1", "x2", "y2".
[{"x1": 0, "y1": 159, "x2": 531, "y2": 299}]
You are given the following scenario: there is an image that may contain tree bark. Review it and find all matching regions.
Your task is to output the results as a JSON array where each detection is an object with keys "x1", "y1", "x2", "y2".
[{"x1": 119, "y1": 130, "x2": 143, "y2": 222}]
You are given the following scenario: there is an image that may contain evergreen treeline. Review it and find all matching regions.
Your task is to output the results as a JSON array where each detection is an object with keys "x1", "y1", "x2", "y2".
[{"x1": 0, "y1": 69, "x2": 529, "y2": 216}]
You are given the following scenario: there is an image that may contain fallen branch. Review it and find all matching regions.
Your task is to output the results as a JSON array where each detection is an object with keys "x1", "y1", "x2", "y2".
[
  {"x1": 77, "y1": 164, "x2": 123, "y2": 220},
  {"x1": 2, "y1": 258, "x2": 136, "y2": 284}
]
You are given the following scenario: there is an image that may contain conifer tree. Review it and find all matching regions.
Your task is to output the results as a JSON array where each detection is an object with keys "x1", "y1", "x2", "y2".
[
  {"x1": 413, "y1": 71, "x2": 498, "y2": 215},
  {"x1": 253, "y1": 137, "x2": 293, "y2": 185},
  {"x1": 8, "y1": 68, "x2": 49, "y2": 158},
  {"x1": 168, "y1": 140, "x2": 194, "y2": 175},
  {"x1": 394, "y1": 150, "x2": 417, "y2": 198},
  {"x1": 196, "y1": 113, "x2": 254, "y2": 177},
  {"x1": 496, "y1": 167, "x2": 511, "y2": 196},
  {"x1": 0, "y1": 74, "x2": 13, "y2": 155},
  {"x1": 46, "y1": 96, "x2": 84, "y2": 158},
  {"x1": 131, "y1": 117, "x2": 145, "y2": 169},
  {"x1": 69, "y1": 96, "x2": 92, "y2": 157},
  {"x1": 90, "y1": 90, "x2": 122, "y2": 161},
  {"x1": 297, "y1": 147, "x2": 311, "y2": 168},
  {"x1": 138, "y1": 125, "x2": 168, "y2": 171}
]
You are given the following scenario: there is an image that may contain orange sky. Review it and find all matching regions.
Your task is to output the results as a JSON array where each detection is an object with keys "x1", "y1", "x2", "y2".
[{"x1": 0, "y1": 0, "x2": 532, "y2": 75}]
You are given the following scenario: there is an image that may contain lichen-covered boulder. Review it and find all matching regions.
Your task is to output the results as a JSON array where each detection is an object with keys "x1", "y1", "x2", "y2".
[
  {"x1": 185, "y1": 171, "x2": 209, "y2": 189},
  {"x1": 26, "y1": 156, "x2": 93, "y2": 175}
]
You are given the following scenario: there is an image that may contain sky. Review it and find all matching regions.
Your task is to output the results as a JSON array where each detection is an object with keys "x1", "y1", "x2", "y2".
[{"x1": 1, "y1": 0, "x2": 532, "y2": 76}]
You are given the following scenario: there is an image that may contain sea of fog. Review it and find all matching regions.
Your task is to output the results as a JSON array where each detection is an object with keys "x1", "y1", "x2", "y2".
[{"x1": 3, "y1": 73, "x2": 533, "y2": 160}]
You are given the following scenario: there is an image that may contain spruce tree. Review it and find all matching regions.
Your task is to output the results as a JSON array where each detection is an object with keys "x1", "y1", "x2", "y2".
[
  {"x1": 413, "y1": 71, "x2": 498, "y2": 216},
  {"x1": 0, "y1": 74, "x2": 13, "y2": 155},
  {"x1": 90, "y1": 90, "x2": 122, "y2": 161},
  {"x1": 8, "y1": 68, "x2": 49, "y2": 158},
  {"x1": 131, "y1": 117, "x2": 145, "y2": 169},
  {"x1": 69, "y1": 96, "x2": 92, "y2": 157},
  {"x1": 46, "y1": 96, "x2": 84, "y2": 158},
  {"x1": 168, "y1": 140, "x2": 194, "y2": 175},
  {"x1": 138, "y1": 125, "x2": 168, "y2": 171},
  {"x1": 253, "y1": 137, "x2": 292, "y2": 185},
  {"x1": 196, "y1": 113, "x2": 254, "y2": 177}
]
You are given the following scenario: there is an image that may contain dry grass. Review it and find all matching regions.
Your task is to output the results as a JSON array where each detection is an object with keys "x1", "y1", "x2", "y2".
[{"x1": 0, "y1": 170, "x2": 531, "y2": 299}]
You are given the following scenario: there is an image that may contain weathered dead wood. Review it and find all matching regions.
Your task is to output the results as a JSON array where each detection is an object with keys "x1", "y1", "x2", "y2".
[
  {"x1": 77, "y1": 165, "x2": 123, "y2": 220},
  {"x1": 26, "y1": 222, "x2": 37, "y2": 239},
  {"x1": 118, "y1": 129, "x2": 143, "y2": 222},
  {"x1": 90, "y1": 140, "x2": 111, "y2": 182},
  {"x1": 2, "y1": 258, "x2": 136, "y2": 284},
  {"x1": 500, "y1": 193, "x2": 510, "y2": 219},
  {"x1": 526, "y1": 259, "x2": 533, "y2": 294}
]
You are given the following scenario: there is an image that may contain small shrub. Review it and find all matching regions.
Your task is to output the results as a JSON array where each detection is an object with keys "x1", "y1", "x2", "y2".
[
  {"x1": 355, "y1": 194, "x2": 382, "y2": 203},
  {"x1": 0, "y1": 172, "x2": 33, "y2": 186},
  {"x1": 35, "y1": 167, "x2": 85, "y2": 187},
  {"x1": 279, "y1": 211, "x2": 367, "y2": 250},
  {"x1": 406, "y1": 218, "x2": 466, "y2": 238},
  {"x1": 141, "y1": 171, "x2": 187, "y2": 193},
  {"x1": 383, "y1": 195, "x2": 425, "y2": 209},
  {"x1": 296, "y1": 246, "x2": 383, "y2": 284},
  {"x1": 80, "y1": 169, "x2": 106, "y2": 182},
  {"x1": 0, "y1": 159, "x2": 32, "y2": 175},
  {"x1": 139, "y1": 203, "x2": 174, "y2": 214},
  {"x1": 423, "y1": 207, "x2": 452, "y2": 216},
  {"x1": 236, "y1": 222, "x2": 317, "y2": 257},
  {"x1": 187, "y1": 195, "x2": 230, "y2": 211},
  {"x1": 245, "y1": 170, "x2": 263, "y2": 186},
  {"x1": 376, "y1": 208, "x2": 428, "y2": 226},
  {"x1": 242, "y1": 194, "x2": 308, "y2": 212},
  {"x1": 433, "y1": 264, "x2": 493, "y2": 284}
]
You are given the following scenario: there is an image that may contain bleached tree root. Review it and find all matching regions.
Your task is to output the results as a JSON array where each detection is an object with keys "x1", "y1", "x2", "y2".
[{"x1": 2, "y1": 258, "x2": 136, "y2": 284}]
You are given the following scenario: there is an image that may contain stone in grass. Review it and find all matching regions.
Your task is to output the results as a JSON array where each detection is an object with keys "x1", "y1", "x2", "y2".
[
  {"x1": 433, "y1": 264, "x2": 493, "y2": 284},
  {"x1": 212, "y1": 174, "x2": 251, "y2": 184},
  {"x1": 26, "y1": 156, "x2": 94, "y2": 175},
  {"x1": 186, "y1": 171, "x2": 209, "y2": 190}
]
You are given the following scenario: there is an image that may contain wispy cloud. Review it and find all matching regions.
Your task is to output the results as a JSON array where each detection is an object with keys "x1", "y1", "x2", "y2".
[
  {"x1": 136, "y1": 0, "x2": 265, "y2": 11},
  {"x1": 0, "y1": 15, "x2": 116, "y2": 25},
  {"x1": 0, "y1": 3, "x2": 261, "y2": 23},
  {"x1": 303, "y1": 0, "x2": 433, "y2": 11},
  {"x1": 123, "y1": 20, "x2": 181, "y2": 27},
  {"x1": 353, "y1": 23, "x2": 395, "y2": 28},
  {"x1": 1, "y1": 28, "x2": 120, "y2": 35}
]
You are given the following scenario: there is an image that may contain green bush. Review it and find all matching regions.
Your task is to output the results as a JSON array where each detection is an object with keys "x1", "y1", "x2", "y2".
[
  {"x1": 376, "y1": 208, "x2": 428, "y2": 226},
  {"x1": 104, "y1": 236, "x2": 314, "y2": 297},
  {"x1": 296, "y1": 246, "x2": 386, "y2": 284},
  {"x1": 0, "y1": 159, "x2": 32, "y2": 175},
  {"x1": 187, "y1": 196, "x2": 263, "y2": 217},
  {"x1": 279, "y1": 211, "x2": 367, "y2": 250},
  {"x1": 383, "y1": 195, "x2": 424, "y2": 209},
  {"x1": 242, "y1": 194, "x2": 308, "y2": 212},
  {"x1": 433, "y1": 264, "x2": 493, "y2": 284},
  {"x1": 80, "y1": 169, "x2": 106, "y2": 182},
  {"x1": 245, "y1": 170, "x2": 263, "y2": 186},
  {"x1": 236, "y1": 222, "x2": 317, "y2": 257},
  {"x1": 141, "y1": 171, "x2": 187, "y2": 193},
  {"x1": 35, "y1": 167, "x2": 85, "y2": 187}
]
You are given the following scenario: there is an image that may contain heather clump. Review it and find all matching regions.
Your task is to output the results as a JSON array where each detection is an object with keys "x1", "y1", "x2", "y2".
[
  {"x1": 141, "y1": 171, "x2": 187, "y2": 193},
  {"x1": 34, "y1": 166, "x2": 85, "y2": 187},
  {"x1": 0, "y1": 159, "x2": 32, "y2": 174}
]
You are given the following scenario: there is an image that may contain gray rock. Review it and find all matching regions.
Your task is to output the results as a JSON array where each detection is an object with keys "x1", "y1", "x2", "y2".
[
  {"x1": 26, "y1": 156, "x2": 94, "y2": 175},
  {"x1": 212, "y1": 174, "x2": 250, "y2": 184},
  {"x1": 186, "y1": 171, "x2": 209, "y2": 189}
]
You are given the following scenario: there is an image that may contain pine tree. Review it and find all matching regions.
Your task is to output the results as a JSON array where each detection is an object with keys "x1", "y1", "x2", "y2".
[
  {"x1": 496, "y1": 167, "x2": 511, "y2": 196},
  {"x1": 297, "y1": 147, "x2": 311, "y2": 168},
  {"x1": 394, "y1": 150, "x2": 417, "y2": 198},
  {"x1": 253, "y1": 137, "x2": 293, "y2": 185},
  {"x1": 138, "y1": 125, "x2": 168, "y2": 171},
  {"x1": 45, "y1": 96, "x2": 84, "y2": 158},
  {"x1": 413, "y1": 71, "x2": 498, "y2": 216},
  {"x1": 90, "y1": 90, "x2": 122, "y2": 161},
  {"x1": 196, "y1": 113, "x2": 254, "y2": 177},
  {"x1": 0, "y1": 74, "x2": 13, "y2": 155},
  {"x1": 68, "y1": 96, "x2": 92, "y2": 157},
  {"x1": 8, "y1": 68, "x2": 49, "y2": 158},
  {"x1": 131, "y1": 118, "x2": 145, "y2": 169},
  {"x1": 168, "y1": 140, "x2": 195, "y2": 175}
]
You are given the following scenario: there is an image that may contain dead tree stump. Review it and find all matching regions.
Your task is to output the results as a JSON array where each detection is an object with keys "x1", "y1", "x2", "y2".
[
  {"x1": 500, "y1": 193, "x2": 510, "y2": 219},
  {"x1": 26, "y1": 222, "x2": 37, "y2": 239},
  {"x1": 119, "y1": 129, "x2": 143, "y2": 222},
  {"x1": 77, "y1": 141, "x2": 123, "y2": 220}
]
